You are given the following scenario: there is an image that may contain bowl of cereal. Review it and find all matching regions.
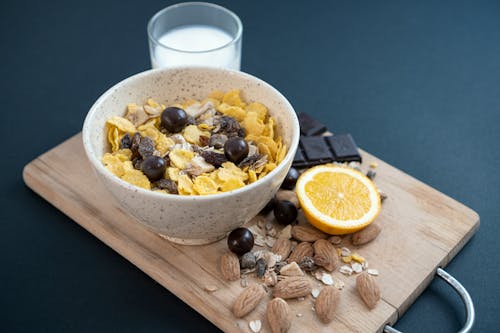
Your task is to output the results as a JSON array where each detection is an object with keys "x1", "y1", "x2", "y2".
[{"x1": 82, "y1": 67, "x2": 299, "y2": 244}]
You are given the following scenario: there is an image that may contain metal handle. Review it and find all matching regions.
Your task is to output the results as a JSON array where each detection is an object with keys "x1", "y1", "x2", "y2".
[{"x1": 383, "y1": 268, "x2": 475, "y2": 333}]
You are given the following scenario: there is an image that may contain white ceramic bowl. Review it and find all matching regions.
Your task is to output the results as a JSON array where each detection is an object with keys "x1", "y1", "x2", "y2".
[{"x1": 83, "y1": 67, "x2": 299, "y2": 245}]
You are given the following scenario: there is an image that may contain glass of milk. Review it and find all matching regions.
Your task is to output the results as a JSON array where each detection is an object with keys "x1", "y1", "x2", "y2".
[{"x1": 147, "y1": 2, "x2": 242, "y2": 70}]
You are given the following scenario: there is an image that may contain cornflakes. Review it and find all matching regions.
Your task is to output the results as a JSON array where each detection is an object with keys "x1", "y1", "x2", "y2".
[{"x1": 101, "y1": 90, "x2": 288, "y2": 195}]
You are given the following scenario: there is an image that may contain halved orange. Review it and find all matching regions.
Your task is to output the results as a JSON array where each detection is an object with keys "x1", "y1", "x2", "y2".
[{"x1": 296, "y1": 164, "x2": 381, "y2": 235}]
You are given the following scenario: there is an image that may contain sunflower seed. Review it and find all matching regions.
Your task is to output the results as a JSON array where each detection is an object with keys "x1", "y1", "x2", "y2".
[
  {"x1": 339, "y1": 265, "x2": 353, "y2": 276},
  {"x1": 321, "y1": 273, "x2": 334, "y2": 285},
  {"x1": 351, "y1": 262, "x2": 363, "y2": 273},
  {"x1": 341, "y1": 247, "x2": 351, "y2": 257},
  {"x1": 249, "y1": 319, "x2": 262, "y2": 333}
]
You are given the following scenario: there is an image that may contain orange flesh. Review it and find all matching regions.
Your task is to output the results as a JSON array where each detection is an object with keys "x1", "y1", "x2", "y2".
[{"x1": 304, "y1": 172, "x2": 371, "y2": 221}]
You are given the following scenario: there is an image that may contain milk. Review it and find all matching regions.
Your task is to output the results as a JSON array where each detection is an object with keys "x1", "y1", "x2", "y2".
[{"x1": 152, "y1": 25, "x2": 240, "y2": 70}]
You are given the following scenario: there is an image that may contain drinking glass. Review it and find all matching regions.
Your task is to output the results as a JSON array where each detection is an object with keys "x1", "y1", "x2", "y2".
[{"x1": 147, "y1": 2, "x2": 243, "y2": 70}]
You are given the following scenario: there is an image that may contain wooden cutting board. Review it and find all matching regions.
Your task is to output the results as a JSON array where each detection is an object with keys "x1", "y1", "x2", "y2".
[{"x1": 23, "y1": 133, "x2": 479, "y2": 332}]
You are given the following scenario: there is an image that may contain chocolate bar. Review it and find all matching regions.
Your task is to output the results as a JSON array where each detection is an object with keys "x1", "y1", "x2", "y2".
[
  {"x1": 293, "y1": 113, "x2": 362, "y2": 168},
  {"x1": 293, "y1": 135, "x2": 362, "y2": 168}
]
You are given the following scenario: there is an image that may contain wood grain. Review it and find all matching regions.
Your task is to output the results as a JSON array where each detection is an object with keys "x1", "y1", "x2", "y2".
[{"x1": 23, "y1": 133, "x2": 479, "y2": 332}]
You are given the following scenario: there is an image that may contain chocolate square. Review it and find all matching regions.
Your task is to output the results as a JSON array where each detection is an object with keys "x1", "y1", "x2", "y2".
[
  {"x1": 300, "y1": 136, "x2": 334, "y2": 162},
  {"x1": 298, "y1": 112, "x2": 328, "y2": 136},
  {"x1": 326, "y1": 134, "x2": 362, "y2": 163}
]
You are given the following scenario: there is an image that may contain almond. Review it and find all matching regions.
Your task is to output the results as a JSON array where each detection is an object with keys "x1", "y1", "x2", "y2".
[
  {"x1": 315, "y1": 286, "x2": 341, "y2": 324},
  {"x1": 220, "y1": 252, "x2": 240, "y2": 281},
  {"x1": 232, "y1": 284, "x2": 266, "y2": 318},
  {"x1": 356, "y1": 272, "x2": 380, "y2": 309},
  {"x1": 313, "y1": 239, "x2": 339, "y2": 272},
  {"x1": 273, "y1": 276, "x2": 312, "y2": 299},
  {"x1": 351, "y1": 222, "x2": 381, "y2": 246},
  {"x1": 267, "y1": 298, "x2": 293, "y2": 333},
  {"x1": 287, "y1": 242, "x2": 313, "y2": 264},
  {"x1": 272, "y1": 238, "x2": 293, "y2": 261},
  {"x1": 291, "y1": 225, "x2": 328, "y2": 242}
]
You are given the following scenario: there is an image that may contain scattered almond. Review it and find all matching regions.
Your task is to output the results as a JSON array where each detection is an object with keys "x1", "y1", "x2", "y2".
[
  {"x1": 267, "y1": 298, "x2": 293, "y2": 333},
  {"x1": 273, "y1": 276, "x2": 312, "y2": 299},
  {"x1": 315, "y1": 286, "x2": 341, "y2": 324},
  {"x1": 232, "y1": 284, "x2": 266, "y2": 318},
  {"x1": 313, "y1": 239, "x2": 339, "y2": 272},
  {"x1": 288, "y1": 242, "x2": 313, "y2": 264},
  {"x1": 220, "y1": 252, "x2": 240, "y2": 281},
  {"x1": 272, "y1": 238, "x2": 293, "y2": 261},
  {"x1": 351, "y1": 223, "x2": 382, "y2": 246},
  {"x1": 356, "y1": 272, "x2": 380, "y2": 309},
  {"x1": 291, "y1": 225, "x2": 328, "y2": 242}
]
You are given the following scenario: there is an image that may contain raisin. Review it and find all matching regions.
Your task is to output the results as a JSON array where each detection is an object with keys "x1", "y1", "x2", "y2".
[
  {"x1": 237, "y1": 128, "x2": 246, "y2": 138},
  {"x1": 298, "y1": 256, "x2": 317, "y2": 272},
  {"x1": 199, "y1": 135, "x2": 210, "y2": 147},
  {"x1": 240, "y1": 252, "x2": 257, "y2": 269},
  {"x1": 200, "y1": 150, "x2": 227, "y2": 168},
  {"x1": 256, "y1": 258, "x2": 267, "y2": 278},
  {"x1": 155, "y1": 179, "x2": 178, "y2": 194},
  {"x1": 130, "y1": 132, "x2": 142, "y2": 158},
  {"x1": 163, "y1": 154, "x2": 171, "y2": 167},
  {"x1": 219, "y1": 116, "x2": 240, "y2": 134},
  {"x1": 138, "y1": 136, "x2": 155, "y2": 158},
  {"x1": 119, "y1": 133, "x2": 132, "y2": 149}
]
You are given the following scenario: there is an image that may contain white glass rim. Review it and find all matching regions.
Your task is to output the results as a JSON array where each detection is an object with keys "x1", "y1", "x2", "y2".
[{"x1": 147, "y1": 2, "x2": 243, "y2": 54}]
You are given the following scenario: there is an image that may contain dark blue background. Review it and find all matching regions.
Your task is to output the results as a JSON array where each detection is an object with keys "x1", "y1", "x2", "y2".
[{"x1": 1, "y1": 0, "x2": 499, "y2": 331}]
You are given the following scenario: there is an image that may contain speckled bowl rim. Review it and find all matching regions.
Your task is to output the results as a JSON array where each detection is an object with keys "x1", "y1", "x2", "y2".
[{"x1": 82, "y1": 66, "x2": 300, "y2": 201}]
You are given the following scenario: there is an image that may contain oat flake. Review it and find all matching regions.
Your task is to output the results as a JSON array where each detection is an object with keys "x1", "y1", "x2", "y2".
[{"x1": 367, "y1": 269, "x2": 379, "y2": 276}]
